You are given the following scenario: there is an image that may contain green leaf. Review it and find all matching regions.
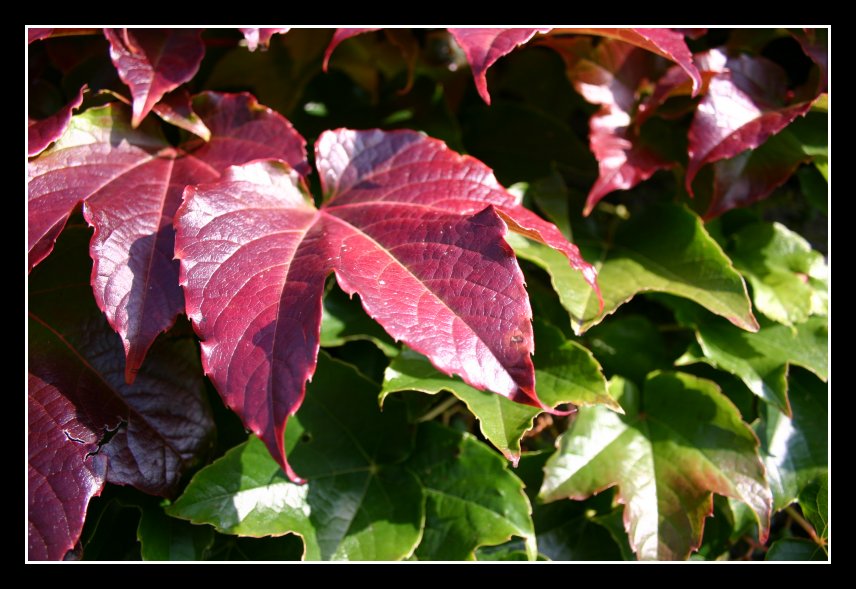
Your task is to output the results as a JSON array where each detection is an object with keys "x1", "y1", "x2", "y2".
[
  {"x1": 799, "y1": 472, "x2": 828, "y2": 541},
  {"x1": 474, "y1": 547, "x2": 536, "y2": 561},
  {"x1": 728, "y1": 221, "x2": 828, "y2": 325},
  {"x1": 788, "y1": 110, "x2": 828, "y2": 181},
  {"x1": 137, "y1": 505, "x2": 214, "y2": 561},
  {"x1": 381, "y1": 320, "x2": 615, "y2": 464},
  {"x1": 168, "y1": 352, "x2": 422, "y2": 561},
  {"x1": 320, "y1": 284, "x2": 398, "y2": 356},
  {"x1": 585, "y1": 314, "x2": 669, "y2": 385},
  {"x1": 207, "y1": 534, "x2": 305, "y2": 561},
  {"x1": 408, "y1": 422, "x2": 536, "y2": 561},
  {"x1": 590, "y1": 508, "x2": 635, "y2": 561},
  {"x1": 756, "y1": 369, "x2": 828, "y2": 511},
  {"x1": 765, "y1": 538, "x2": 826, "y2": 561},
  {"x1": 673, "y1": 299, "x2": 828, "y2": 415},
  {"x1": 534, "y1": 497, "x2": 623, "y2": 561},
  {"x1": 540, "y1": 373, "x2": 771, "y2": 560},
  {"x1": 510, "y1": 203, "x2": 757, "y2": 335}
]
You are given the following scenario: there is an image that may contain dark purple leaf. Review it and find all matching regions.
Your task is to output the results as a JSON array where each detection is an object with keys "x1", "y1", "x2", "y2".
[
  {"x1": 448, "y1": 28, "x2": 550, "y2": 105},
  {"x1": 27, "y1": 92, "x2": 307, "y2": 382},
  {"x1": 28, "y1": 85, "x2": 85, "y2": 157},
  {"x1": 104, "y1": 28, "x2": 205, "y2": 127},
  {"x1": 240, "y1": 27, "x2": 291, "y2": 51},
  {"x1": 175, "y1": 129, "x2": 599, "y2": 482},
  {"x1": 323, "y1": 28, "x2": 381, "y2": 71},
  {"x1": 790, "y1": 28, "x2": 827, "y2": 92},
  {"x1": 548, "y1": 37, "x2": 673, "y2": 214},
  {"x1": 686, "y1": 49, "x2": 814, "y2": 193},
  {"x1": 28, "y1": 28, "x2": 53, "y2": 43},
  {"x1": 551, "y1": 28, "x2": 702, "y2": 95},
  {"x1": 28, "y1": 227, "x2": 215, "y2": 558}
]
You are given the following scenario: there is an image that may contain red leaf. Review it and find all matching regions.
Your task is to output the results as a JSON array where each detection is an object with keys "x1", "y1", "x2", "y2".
[
  {"x1": 27, "y1": 85, "x2": 85, "y2": 157},
  {"x1": 323, "y1": 28, "x2": 381, "y2": 71},
  {"x1": 28, "y1": 92, "x2": 307, "y2": 382},
  {"x1": 686, "y1": 49, "x2": 813, "y2": 193},
  {"x1": 151, "y1": 87, "x2": 211, "y2": 140},
  {"x1": 553, "y1": 28, "x2": 702, "y2": 96},
  {"x1": 104, "y1": 28, "x2": 205, "y2": 128},
  {"x1": 549, "y1": 37, "x2": 673, "y2": 214},
  {"x1": 448, "y1": 28, "x2": 550, "y2": 105},
  {"x1": 240, "y1": 27, "x2": 291, "y2": 51},
  {"x1": 28, "y1": 227, "x2": 215, "y2": 557},
  {"x1": 28, "y1": 28, "x2": 53, "y2": 43},
  {"x1": 175, "y1": 129, "x2": 599, "y2": 481}
]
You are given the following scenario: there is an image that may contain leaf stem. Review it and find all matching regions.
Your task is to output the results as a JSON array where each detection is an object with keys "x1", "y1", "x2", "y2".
[
  {"x1": 785, "y1": 505, "x2": 825, "y2": 546},
  {"x1": 417, "y1": 395, "x2": 460, "y2": 423}
]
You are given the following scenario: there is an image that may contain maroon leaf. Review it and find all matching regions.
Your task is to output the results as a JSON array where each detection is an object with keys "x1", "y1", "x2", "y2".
[
  {"x1": 28, "y1": 85, "x2": 85, "y2": 157},
  {"x1": 28, "y1": 92, "x2": 307, "y2": 382},
  {"x1": 704, "y1": 130, "x2": 810, "y2": 219},
  {"x1": 322, "y1": 27, "x2": 381, "y2": 71},
  {"x1": 29, "y1": 226, "x2": 215, "y2": 558},
  {"x1": 791, "y1": 28, "x2": 827, "y2": 92},
  {"x1": 151, "y1": 87, "x2": 211, "y2": 140},
  {"x1": 175, "y1": 129, "x2": 599, "y2": 482},
  {"x1": 686, "y1": 49, "x2": 814, "y2": 193},
  {"x1": 240, "y1": 27, "x2": 291, "y2": 51},
  {"x1": 448, "y1": 28, "x2": 550, "y2": 105},
  {"x1": 552, "y1": 28, "x2": 702, "y2": 95},
  {"x1": 28, "y1": 28, "x2": 53, "y2": 43},
  {"x1": 549, "y1": 37, "x2": 673, "y2": 214},
  {"x1": 104, "y1": 28, "x2": 205, "y2": 127},
  {"x1": 27, "y1": 373, "x2": 114, "y2": 561}
]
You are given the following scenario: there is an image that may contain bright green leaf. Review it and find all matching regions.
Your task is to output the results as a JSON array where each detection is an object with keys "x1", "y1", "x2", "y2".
[
  {"x1": 510, "y1": 203, "x2": 757, "y2": 335},
  {"x1": 756, "y1": 369, "x2": 828, "y2": 511},
  {"x1": 673, "y1": 299, "x2": 828, "y2": 415},
  {"x1": 408, "y1": 422, "x2": 536, "y2": 560},
  {"x1": 137, "y1": 505, "x2": 214, "y2": 561},
  {"x1": 168, "y1": 353, "x2": 422, "y2": 561},
  {"x1": 381, "y1": 321, "x2": 615, "y2": 464},
  {"x1": 729, "y1": 221, "x2": 828, "y2": 325},
  {"x1": 765, "y1": 538, "x2": 826, "y2": 561},
  {"x1": 540, "y1": 373, "x2": 771, "y2": 560}
]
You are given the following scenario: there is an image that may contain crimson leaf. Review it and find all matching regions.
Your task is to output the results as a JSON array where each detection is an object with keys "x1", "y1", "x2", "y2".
[
  {"x1": 240, "y1": 28, "x2": 291, "y2": 51},
  {"x1": 323, "y1": 28, "x2": 381, "y2": 71},
  {"x1": 548, "y1": 37, "x2": 673, "y2": 214},
  {"x1": 29, "y1": 28, "x2": 53, "y2": 43},
  {"x1": 28, "y1": 226, "x2": 215, "y2": 559},
  {"x1": 104, "y1": 28, "x2": 205, "y2": 127},
  {"x1": 175, "y1": 128, "x2": 599, "y2": 482},
  {"x1": 551, "y1": 28, "x2": 702, "y2": 95},
  {"x1": 447, "y1": 28, "x2": 550, "y2": 105},
  {"x1": 685, "y1": 49, "x2": 815, "y2": 193},
  {"x1": 28, "y1": 92, "x2": 307, "y2": 382},
  {"x1": 28, "y1": 84, "x2": 84, "y2": 157}
]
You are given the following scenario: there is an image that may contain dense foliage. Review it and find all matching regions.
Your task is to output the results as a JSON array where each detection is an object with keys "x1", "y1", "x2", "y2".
[{"x1": 27, "y1": 27, "x2": 828, "y2": 562}]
